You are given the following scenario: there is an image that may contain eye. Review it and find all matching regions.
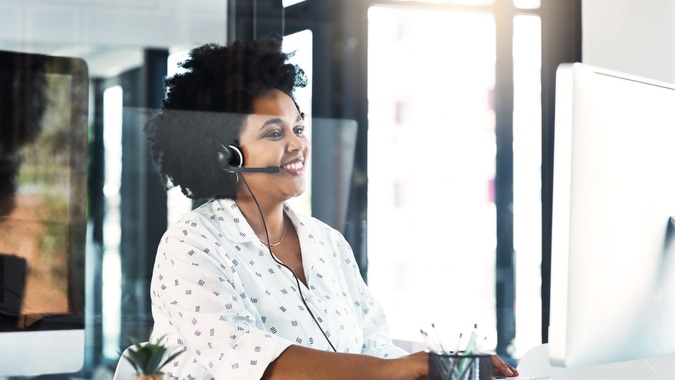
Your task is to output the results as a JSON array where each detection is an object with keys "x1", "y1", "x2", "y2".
[
  {"x1": 294, "y1": 125, "x2": 306, "y2": 136},
  {"x1": 265, "y1": 130, "x2": 282, "y2": 138}
]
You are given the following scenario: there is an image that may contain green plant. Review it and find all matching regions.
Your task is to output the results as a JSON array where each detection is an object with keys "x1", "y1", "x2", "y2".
[{"x1": 123, "y1": 335, "x2": 184, "y2": 375}]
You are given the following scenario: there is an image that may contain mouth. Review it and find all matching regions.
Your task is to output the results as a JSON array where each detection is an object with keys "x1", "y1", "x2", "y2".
[{"x1": 281, "y1": 159, "x2": 304, "y2": 171}]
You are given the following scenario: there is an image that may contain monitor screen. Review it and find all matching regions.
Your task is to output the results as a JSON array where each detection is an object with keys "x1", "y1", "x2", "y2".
[
  {"x1": 549, "y1": 63, "x2": 675, "y2": 368},
  {"x1": 0, "y1": 50, "x2": 88, "y2": 376}
]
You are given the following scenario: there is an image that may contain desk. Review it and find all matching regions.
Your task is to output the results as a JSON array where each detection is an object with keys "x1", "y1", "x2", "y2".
[{"x1": 517, "y1": 344, "x2": 675, "y2": 379}]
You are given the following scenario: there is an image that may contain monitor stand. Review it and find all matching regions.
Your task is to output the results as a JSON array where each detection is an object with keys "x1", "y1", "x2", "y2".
[{"x1": 517, "y1": 344, "x2": 675, "y2": 379}]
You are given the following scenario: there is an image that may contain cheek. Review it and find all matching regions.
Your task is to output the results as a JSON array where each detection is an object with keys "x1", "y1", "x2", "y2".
[{"x1": 241, "y1": 146, "x2": 269, "y2": 165}]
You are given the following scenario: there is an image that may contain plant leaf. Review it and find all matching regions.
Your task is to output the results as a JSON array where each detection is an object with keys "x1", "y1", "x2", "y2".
[
  {"x1": 122, "y1": 355, "x2": 144, "y2": 374},
  {"x1": 145, "y1": 347, "x2": 167, "y2": 374},
  {"x1": 122, "y1": 334, "x2": 184, "y2": 374}
]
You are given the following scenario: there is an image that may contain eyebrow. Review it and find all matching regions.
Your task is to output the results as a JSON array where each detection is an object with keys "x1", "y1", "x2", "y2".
[{"x1": 259, "y1": 114, "x2": 304, "y2": 130}]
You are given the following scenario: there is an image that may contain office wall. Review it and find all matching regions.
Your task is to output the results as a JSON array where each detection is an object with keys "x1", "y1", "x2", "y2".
[
  {"x1": 0, "y1": 0, "x2": 227, "y2": 77},
  {"x1": 583, "y1": 0, "x2": 675, "y2": 84},
  {"x1": 5, "y1": 1, "x2": 673, "y2": 88}
]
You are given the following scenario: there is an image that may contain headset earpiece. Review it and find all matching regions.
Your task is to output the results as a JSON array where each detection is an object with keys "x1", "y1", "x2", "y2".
[
  {"x1": 216, "y1": 142, "x2": 244, "y2": 171},
  {"x1": 215, "y1": 140, "x2": 280, "y2": 174}
]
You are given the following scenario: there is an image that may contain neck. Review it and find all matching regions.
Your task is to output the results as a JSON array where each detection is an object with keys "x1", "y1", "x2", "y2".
[{"x1": 235, "y1": 197, "x2": 286, "y2": 240}]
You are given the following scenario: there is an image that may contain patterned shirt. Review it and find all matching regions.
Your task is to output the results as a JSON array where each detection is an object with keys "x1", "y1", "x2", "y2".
[{"x1": 149, "y1": 198, "x2": 407, "y2": 379}]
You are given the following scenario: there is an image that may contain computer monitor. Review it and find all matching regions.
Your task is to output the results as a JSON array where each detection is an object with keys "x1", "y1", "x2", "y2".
[
  {"x1": 0, "y1": 51, "x2": 88, "y2": 376},
  {"x1": 549, "y1": 62, "x2": 675, "y2": 368}
]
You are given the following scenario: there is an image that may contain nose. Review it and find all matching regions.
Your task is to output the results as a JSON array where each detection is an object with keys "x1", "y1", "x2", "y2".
[{"x1": 286, "y1": 131, "x2": 306, "y2": 153}]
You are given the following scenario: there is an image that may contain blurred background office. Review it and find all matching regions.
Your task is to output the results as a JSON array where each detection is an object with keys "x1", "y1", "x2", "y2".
[{"x1": 1, "y1": 0, "x2": 674, "y2": 378}]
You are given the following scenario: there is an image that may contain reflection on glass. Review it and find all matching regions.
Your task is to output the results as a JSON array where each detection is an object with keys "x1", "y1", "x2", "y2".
[
  {"x1": 367, "y1": 5, "x2": 497, "y2": 345},
  {"x1": 0, "y1": 50, "x2": 88, "y2": 378},
  {"x1": 102, "y1": 85, "x2": 123, "y2": 360},
  {"x1": 512, "y1": 14, "x2": 542, "y2": 358},
  {"x1": 166, "y1": 49, "x2": 194, "y2": 225},
  {"x1": 0, "y1": 73, "x2": 75, "y2": 326}
]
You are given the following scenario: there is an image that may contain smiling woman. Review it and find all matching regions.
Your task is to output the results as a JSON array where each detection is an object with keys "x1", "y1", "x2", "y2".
[{"x1": 141, "y1": 33, "x2": 449, "y2": 380}]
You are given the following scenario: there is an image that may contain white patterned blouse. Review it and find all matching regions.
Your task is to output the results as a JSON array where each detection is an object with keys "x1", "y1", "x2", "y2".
[{"x1": 149, "y1": 198, "x2": 407, "y2": 379}]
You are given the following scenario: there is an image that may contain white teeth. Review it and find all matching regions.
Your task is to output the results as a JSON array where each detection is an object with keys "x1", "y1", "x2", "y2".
[{"x1": 283, "y1": 161, "x2": 303, "y2": 170}]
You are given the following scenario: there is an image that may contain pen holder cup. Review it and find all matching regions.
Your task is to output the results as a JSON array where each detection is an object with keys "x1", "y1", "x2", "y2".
[{"x1": 428, "y1": 353, "x2": 493, "y2": 380}]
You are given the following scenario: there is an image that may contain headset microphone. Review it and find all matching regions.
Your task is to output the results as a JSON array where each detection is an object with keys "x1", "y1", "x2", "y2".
[
  {"x1": 216, "y1": 142, "x2": 281, "y2": 174},
  {"x1": 222, "y1": 165, "x2": 281, "y2": 174}
]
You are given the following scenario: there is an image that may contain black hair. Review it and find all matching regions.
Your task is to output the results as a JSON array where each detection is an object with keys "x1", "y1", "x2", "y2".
[{"x1": 144, "y1": 33, "x2": 307, "y2": 200}]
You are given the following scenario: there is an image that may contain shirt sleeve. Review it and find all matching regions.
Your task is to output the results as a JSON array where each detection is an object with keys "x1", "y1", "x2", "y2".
[
  {"x1": 150, "y1": 220, "x2": 293, "y2": 380},
  {"x1": 330, "y1": 229, "x2": 410, "y2": 359},
  {"x1": 356, "y1": 273, "x2": 410, "y2": 358}
]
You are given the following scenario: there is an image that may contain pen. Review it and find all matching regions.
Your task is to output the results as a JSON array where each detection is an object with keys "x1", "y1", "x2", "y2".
[
  {"x1": 454, "y1": 332, "x2": 464, "y2": 353},
  {"x1": 463, "y1": 323, "x2": 478, "y2": 354},
  {"x1": 420, "y1": 329, "x2": 443, "y2": 353},
  {"x1": 430, "y1": 323, "x2": 448, "y2": 353}
]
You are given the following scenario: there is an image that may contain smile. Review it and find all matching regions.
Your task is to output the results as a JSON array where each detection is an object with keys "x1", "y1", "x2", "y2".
[{"x1": 281, "y1": 161, "x2": 304, "y2": 170}]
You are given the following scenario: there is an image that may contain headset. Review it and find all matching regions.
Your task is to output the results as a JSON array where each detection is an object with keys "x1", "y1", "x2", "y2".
[{"x1": 215, "y1": 142, "x2": 280, "y2": 174}]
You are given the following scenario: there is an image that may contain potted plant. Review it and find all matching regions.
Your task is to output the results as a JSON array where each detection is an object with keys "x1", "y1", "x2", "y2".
[{"x1": 122, "y1": 335, "x2": 184, "y2": 380}]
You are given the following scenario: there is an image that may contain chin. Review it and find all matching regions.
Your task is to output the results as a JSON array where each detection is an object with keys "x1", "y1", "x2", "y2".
[{"x1": 286, "y1": 186, "x2": 306, "y2": 199}]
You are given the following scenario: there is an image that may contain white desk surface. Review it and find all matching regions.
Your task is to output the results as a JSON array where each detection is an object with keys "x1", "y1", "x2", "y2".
[{"x1": 517, "y1": 344, "x2": 675, "y2": 380}]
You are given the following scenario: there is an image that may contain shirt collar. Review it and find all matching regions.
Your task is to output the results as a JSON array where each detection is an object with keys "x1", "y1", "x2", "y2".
[{"x1": 209, "y1": 198, "x2": 305, "y2": 245}]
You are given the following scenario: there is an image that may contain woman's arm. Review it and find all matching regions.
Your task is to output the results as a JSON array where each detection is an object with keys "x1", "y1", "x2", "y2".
[
  {"x1": 262, "y1": 345, "x2": 429, "y2": 380},
  {"x1": 262, "y1": 345, "x2": 519, "y2": 379}
]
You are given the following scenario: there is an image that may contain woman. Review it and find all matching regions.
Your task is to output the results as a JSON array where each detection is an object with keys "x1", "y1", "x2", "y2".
[{"x1": 145, "y1": 34, "x2": 518, "y2": 379}]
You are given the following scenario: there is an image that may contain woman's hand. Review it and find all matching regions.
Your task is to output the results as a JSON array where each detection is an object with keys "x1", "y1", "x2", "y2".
[
  {"x1": 400, "y1": 352, "x2": 517, "y2": 379},
  {"x1": 491, "y1": 354, "x2": 519, "y2": 377},
  {"x1": 386, "y1": 351, "x2": 429, "y2": 380}
]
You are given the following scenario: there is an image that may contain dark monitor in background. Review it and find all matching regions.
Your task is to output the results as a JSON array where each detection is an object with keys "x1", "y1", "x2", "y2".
[
  {"x1": 0, "y1": 50, "x2": 88, "y2": 376},
  {"x1": 549, "y1": 63, "x2": 675, "y2": 368}
]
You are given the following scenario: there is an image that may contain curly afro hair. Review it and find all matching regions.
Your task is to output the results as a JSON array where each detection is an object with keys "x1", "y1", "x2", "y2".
[{"x1": 144, "y1": 33, "x2": 307, "y2": 200}]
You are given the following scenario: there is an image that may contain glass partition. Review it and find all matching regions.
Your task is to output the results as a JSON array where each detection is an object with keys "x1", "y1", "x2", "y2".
[{"x1": 0, "y1": 0, "x2": 557, "y2": 376}]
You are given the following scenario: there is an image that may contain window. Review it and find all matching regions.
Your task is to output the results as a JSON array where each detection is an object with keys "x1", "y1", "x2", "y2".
[
  {"x1": 367, "y1": 4, "x2": 499, "y2": 345},
  {"x1": 365, "y1": 1, "x2": 543, "y2": 359}
]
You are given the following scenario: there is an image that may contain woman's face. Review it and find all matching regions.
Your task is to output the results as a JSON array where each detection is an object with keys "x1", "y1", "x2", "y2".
[{"x1": 237, "y1": 88, "x2": 310, "y2": 203}]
